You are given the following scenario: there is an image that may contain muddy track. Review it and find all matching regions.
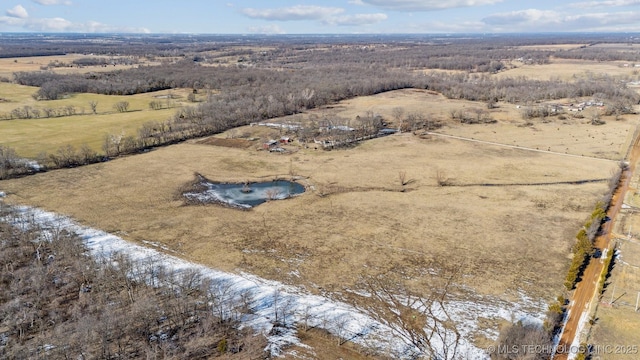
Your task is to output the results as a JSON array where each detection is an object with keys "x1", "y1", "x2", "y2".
[{"x1": 448, "y1": 178, "x2": 608, "y2": 187}]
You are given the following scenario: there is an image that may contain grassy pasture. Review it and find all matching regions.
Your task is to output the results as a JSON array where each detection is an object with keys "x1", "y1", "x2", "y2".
[
  {"x1": 496, "y1": 58, "x2": 639, "y2": 81},
  {"x1": 0, "y1": 84, "x2": 199, "y2": 157},
  {"x1": 1, "y1": 131, "x2": 617, "y2": 297},
  {"x1": 0, "y1": 54, "x2": 161, "y2": 79},
  {"x1": 516, "y1": 44, "x2": 589, "y2": 51}
]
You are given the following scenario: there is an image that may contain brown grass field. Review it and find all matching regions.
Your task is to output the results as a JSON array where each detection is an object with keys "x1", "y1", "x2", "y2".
[
  {"x1": 496, "y1": 58, "x2": 640, "y2": 81},
  {"x1": 0, "y1": 54, "x2": 162, "y2": 79},
  {"x1": 1, "y1": 92, "x2": 626, "y2": 297},
  {"x1": 1, "y1": 57, "x2": 639, "y2": 355}
]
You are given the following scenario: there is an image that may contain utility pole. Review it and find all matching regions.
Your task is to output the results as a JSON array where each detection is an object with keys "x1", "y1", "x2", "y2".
[{"x1": 610, "y1": 284, "x2": 616, "y2": 305}]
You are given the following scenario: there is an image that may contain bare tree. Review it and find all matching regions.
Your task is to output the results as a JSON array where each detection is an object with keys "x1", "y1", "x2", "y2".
[
  {"x1": 64, "y1": 105, "x2": 76, "y2": 116},
  {"x1": 299, "y1": 304, "x2": 314, "y2": 332},
  {"x1": 79, "y1": 143, "x2": 97, "y2": 164},
  {"x1": 89, "y1": 100, "x2": 98, "y2": 114},
  {"x1": 265, "y1": 188, "x2": 282, "y2": 201},
  {"x1": 491, "y1": 321, "x2": 552, "y2": 360},
  {"x1": 334, "y1": 314, "x2": 352, "y2": 345},
  {"x1": 114, "y1": 101, "x2": 130, "y2": 113},
  {"x1": 149, "y1": 100, "x2": 163, "y2": 110},
  {"x1": 356, "y1": 269, "x2": 462, "y2": 359},
  {"x1": 392, "y1": 106, "x2": 405, "y2": 125},
  {"x1": 102, "y1": 132, "x2": 124, "y2": 157},
  {"x1": 399, "y1": 170, "x2": 408, "y2": 188}
]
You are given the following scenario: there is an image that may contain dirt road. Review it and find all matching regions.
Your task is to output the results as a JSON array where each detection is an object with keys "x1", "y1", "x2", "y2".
[{"x1": 555, "y1": 131, "x2": 640, "y2": 360}]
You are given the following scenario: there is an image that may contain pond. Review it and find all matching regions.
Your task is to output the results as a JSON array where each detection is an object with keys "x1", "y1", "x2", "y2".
[{"x1": 184, "y1": 178, "x2": 305, "y2": 209}]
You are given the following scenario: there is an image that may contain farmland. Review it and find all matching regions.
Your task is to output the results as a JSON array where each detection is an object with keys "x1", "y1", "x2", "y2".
[{"x1": 1, "y1": 33, "x2": 640, "y2": 358}]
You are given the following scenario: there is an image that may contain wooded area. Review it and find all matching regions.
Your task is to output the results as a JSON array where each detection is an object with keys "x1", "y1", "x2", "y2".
[{"x1": 0, "y1": 204, "x2": 266, "y2": 359}]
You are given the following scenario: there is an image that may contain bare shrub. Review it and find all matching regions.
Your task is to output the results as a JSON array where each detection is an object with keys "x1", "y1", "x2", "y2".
[
  {"x1": 491, "y1": 321, "x2": 552, "y2": 360},
  {"x1": 265, "y1": 188, "x2": 282, "y2": 201},
  {"x1": 113, "y1": 101, "x2": 130, "y2": 113},
  {"x1": 435, "y1": 169, "x2": 452, "y2": 186}
]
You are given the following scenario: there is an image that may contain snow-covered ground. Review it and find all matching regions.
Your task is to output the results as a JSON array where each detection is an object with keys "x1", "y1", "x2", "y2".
[{"x1": 1, "y1": 203, "x2": 548, "y2": 359}]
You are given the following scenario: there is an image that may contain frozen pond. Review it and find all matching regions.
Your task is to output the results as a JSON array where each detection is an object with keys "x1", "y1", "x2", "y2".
[{"x1": 184, "y1": 178, "x2": 305, "y2": 208}]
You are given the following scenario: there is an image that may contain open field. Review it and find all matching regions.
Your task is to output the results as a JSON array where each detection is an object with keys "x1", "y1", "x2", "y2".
[
  {"x1": 0, "y1": 85, "x2": 628, "y2": 351},
  {"x1": 0, "y1": 54, "x2": 161, "y2": 79},
  {"x1": 515, "y1": 44, "x2": 588, "y2": 51},
  {"x1": 496, "y1": 58, "x2": 640, "y2": 81},
  {"x1": 0, "y1": 84, "x2": 200, "y2": 157},
  {"x1": 268, "y1": 88, "x2": 636, "y2": 161}
]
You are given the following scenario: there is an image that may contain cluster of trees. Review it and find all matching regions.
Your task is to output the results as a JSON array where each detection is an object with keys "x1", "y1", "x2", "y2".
[
  {"x1": 0, "y1": 205, "x2": 267, "y2": 359},
  {"x1": 0, "y1": 146, "x2": 34, "y2": 179},
  {"x1": 42, "y1": 57, "x2": 140, "y2": 70},
  {"x1": 420, "y1": 72, "x2": 639, "y2": 106},
  {"x1": 449, "y1": 107, "x2": 496, "y2": 124},
  {"x1": 45, "y1": 143, "x2": 102, "y2": 169}
]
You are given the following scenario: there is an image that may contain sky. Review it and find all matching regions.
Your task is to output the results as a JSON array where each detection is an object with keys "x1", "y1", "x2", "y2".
[{"x1": 3, "y1": 0, "x2": 640, "y2": 34}]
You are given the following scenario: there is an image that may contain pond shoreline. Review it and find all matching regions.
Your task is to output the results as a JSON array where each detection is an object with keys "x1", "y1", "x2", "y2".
[{"x1": 182, "y1": 174, "x2": 306, "y2": 209}]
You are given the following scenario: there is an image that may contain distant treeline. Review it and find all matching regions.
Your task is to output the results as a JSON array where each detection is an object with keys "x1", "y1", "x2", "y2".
[
  {"x1": 555, "y1": 46, "x2": 640, "y2": 62},
  {"x1": 247, "y1": 43, "x2": 550, "y2": 72},
  {"x1": 0, "y1": 49, "x2": 66, "y2": 58}
]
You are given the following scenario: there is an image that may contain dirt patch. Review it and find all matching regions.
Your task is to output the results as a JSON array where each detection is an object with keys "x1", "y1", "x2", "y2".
[{"x1": 197, "y1": 137, "x2": 255, "y2": 149}]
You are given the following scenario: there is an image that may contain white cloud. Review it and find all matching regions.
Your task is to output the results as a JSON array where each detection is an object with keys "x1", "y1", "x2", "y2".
[
  {"x1": 568, "y1": 0, "x2": 640, "y2": 8},
  {"x1": 32, "y1": 0, "x2": 72, "y2": 5},
  {"x1": 482, "y1": 8, "x2": 640, "y2": 32},
  {"x1": 349, "y1": 0, "x2": 366, "y2": 5},
  {"x1": 240, "y1": 4, "x2": 387, "y2": 28},
  {"x1": 358, "y1": 0, "x2": 504, "y2": 11},
  {"x1": 483, "y1": 9, "x2": 559, "y2": 26},
  {"x1": 241, "y1": 5, "x2": 344, "y2": 21},
  {"x1": 406, "y1": 19, "x2": 487, "y2": 33},
  {"x1": 247, "y1": 24, "x2": 286, "y2": 34},
  {"x1": 6, "y1": 5, "x2": 28, "y2": 19},
  {"x1": 0, "y1": 16, "x2": 25, "y2": 26},
  {"x1": 26, "y1": 17, "x2": 73, "y2": 31},
  {"x1": 324, "y1": 13, "x2": 388, "y2": 26},
  {"x1": 0, "y1": 14, "x2": 150, "y2": 33}
]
